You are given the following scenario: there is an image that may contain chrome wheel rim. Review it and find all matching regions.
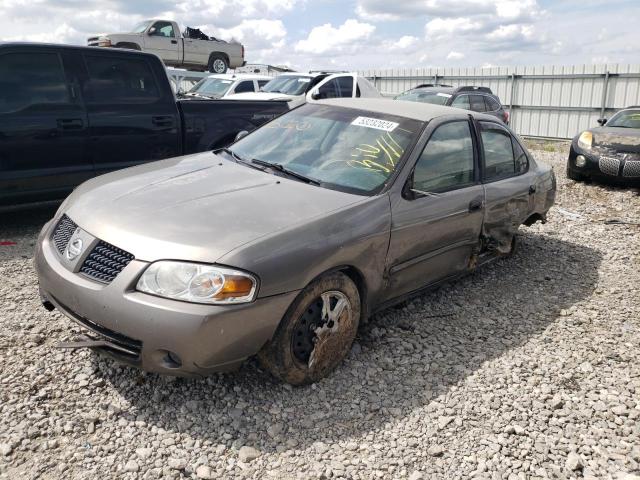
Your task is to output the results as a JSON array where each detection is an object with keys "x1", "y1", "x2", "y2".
[{"x1": 213, "y1": 59, "x2": 226, "y2": 73}]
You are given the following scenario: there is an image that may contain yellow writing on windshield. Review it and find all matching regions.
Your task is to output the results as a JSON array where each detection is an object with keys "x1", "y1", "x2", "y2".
[{"x1": 347, "y1": 132, "x2": 404, "y2": 174}]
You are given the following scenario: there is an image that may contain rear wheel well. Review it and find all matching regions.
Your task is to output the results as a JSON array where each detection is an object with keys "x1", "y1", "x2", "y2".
[{"x1": 523, "y1": 213, "x2": 546, "y2": 226}]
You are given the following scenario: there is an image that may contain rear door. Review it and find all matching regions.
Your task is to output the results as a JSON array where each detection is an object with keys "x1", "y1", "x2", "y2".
[
  {"x1": 144, "y1": 21, "x2": 180, "y2": 63},
  {"x1": 478, "y1": 121, "x2": 533, "y2": 250},
  {"x1": 0, "y1": 47, "x2": 89, "y2": 205},
  {"x1": 79, "y1": 51, "x2": 180, "y2": 175},
  {"x1": 384, "y1": 117, "x2": 484, "y2": 301}
]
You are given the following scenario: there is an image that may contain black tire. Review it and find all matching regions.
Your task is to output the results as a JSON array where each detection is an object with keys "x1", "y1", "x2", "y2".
[
  {"x1": 258, "y1": 272, "x2": 361, "y2": 385},
  {"x1": 208, "y1": 54, "x2": 228, "y2": 74}
]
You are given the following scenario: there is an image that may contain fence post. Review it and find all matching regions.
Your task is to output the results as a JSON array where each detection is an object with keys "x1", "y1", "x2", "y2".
[
  {"x1": 600, "y1": 71, "x2": 610, "y2": 119},
  {"x1": 509, "y1": 73, "x2": 516, "y2": 130},
  {"x1": 433, "y1": 73, "x2": 438, "y2": 86}
]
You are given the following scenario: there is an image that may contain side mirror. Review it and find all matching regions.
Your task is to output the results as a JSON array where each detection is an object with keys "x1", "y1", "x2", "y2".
[
  {"x1": 147, "y1": 27, "x2": 157, "y2": 36},
  {"x1": 307, "y1": 88, "x2": 322, "y2": 101},
  {"x1": 235, "y1": 130, "x2": 249, "y2": 142},
  {"x1": 597, "y1": 118, "x2": 607, "y2": 126}
]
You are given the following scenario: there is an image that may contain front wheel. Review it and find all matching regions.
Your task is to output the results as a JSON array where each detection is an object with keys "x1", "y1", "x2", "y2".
[
  {"x1": 208, "y1": 54, "x2": 228, "y2": 74},
  {"x1": 258, "y1": 272, "x2": 360, "y2": 385}
]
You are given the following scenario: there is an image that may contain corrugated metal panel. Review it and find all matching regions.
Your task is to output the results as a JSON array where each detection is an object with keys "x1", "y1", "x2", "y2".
[{"x1": 359, "y1": 63, "x2": 640, "y2": 139}]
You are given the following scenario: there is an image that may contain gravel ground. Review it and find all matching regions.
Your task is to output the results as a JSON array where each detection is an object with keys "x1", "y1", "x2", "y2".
[{"x1": 1, "y1": 146, "x2": 639, "y2": 480}]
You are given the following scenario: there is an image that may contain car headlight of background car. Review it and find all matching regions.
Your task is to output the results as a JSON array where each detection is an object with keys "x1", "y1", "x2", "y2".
[
  {"x1": 578, "y1": 131, "x2": 593, "y2": 150},
  {"x1": 137, "y1": 261, "x2": 257, "y2": 304}
]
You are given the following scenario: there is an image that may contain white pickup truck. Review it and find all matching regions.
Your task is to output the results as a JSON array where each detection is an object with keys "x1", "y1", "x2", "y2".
[{"x1": 88, "y1": 20, "x2": 245, "y2": 73}]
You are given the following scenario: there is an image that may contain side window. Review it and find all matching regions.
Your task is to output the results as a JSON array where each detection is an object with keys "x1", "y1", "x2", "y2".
[
  {"x1": 151, "y1": 22, "x2": 175, "y2": 38},
  {"x1": 318, "y1": 76, "x2": 354, "y2": 99},
  {"x1": 513, "y1": 139, "x2": 529, "y2": 173},
  {"x1": 257, "y1": 80, "x2": 269, "y2": 88},
  {"x1": 485, "y1": 96, "x2": 501, "y2": 111},
  {"x1": 412, "y1": 121, "x2": 475, "y2": 194},
  {"x1": 451, "y1": 94, "x2": 470, "y2": 110},
  {"x1": 470, "y1": 95, "x2": 487, "y2": 112},
  {"x1": 480, "y1": 122, "x2": 518, "y2": 180},
  {"x1": 83, "y1": 55, "x2": 160, "y2": 104},
  {"x1": 0, "y1": 52, "x2": 70, "y2": 113},
  {"x1": 234, "y1": 81, "x2": 254, "y2": 93}
]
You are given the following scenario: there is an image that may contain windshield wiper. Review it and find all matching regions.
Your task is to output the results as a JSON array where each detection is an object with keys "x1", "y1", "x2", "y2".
[
  {"x1": 250, "y1": 159, "x2": 321, "y2": 185},
  {"x1": 219, "y1": 148, "x2": 267, "y2": 172}
]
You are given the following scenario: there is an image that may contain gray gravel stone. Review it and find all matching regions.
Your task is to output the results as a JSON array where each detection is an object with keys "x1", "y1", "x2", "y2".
[{"x1": 238, "y1": 446, "x2": 260, "y2": 463}]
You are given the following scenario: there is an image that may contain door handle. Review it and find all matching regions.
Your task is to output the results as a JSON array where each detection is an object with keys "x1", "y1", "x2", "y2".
[
  {"x1": 469, "y1": 198, "x2": 484, "y2": 212},
  {"x1": 529, "y1": 184, "x2": 537, "y2": 194},
  {"x1": 57, "y1": 118, "x2": 83, "y2": 130},
  {"x1": 171, "y1": 40, "x2": 178, "y2": 44},
  {"x1": 152, "y1": 116, "x2": 174, "y2": 128}
]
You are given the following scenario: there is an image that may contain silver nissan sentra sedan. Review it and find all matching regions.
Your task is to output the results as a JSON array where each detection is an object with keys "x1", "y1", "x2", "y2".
[{"x1": 36, "y1": 98, "x2": 555, "y2": 385}]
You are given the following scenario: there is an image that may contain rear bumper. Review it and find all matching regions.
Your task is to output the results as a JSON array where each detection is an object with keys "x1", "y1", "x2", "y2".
[{"x1": 35, "y1": 219, "x2": 299, "y2": 377}]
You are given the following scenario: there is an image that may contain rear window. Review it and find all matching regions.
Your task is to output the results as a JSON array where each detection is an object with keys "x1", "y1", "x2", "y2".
[
  {"x1": 485, "y1": 96, "x2": 501, "y2": 111},
  {"x1": 0, "y1": 52, "x2": 70, "y2": 113},
  {"x1": 83, "y1": 55, "x2": 160, "y2": 104},
  {"x1": 395, "y1": 90, "x2": 450, "y2": 106}
]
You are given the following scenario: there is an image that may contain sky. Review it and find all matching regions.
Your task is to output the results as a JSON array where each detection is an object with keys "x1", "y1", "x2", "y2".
[{"x1": 0, "y1": 0, "x2": 638, "y2": 71}]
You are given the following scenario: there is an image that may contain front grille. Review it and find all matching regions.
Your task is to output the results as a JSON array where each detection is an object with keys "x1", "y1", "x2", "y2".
[
  {"x1": 52, "y1": 215, "x2": 77, "y2": 255},
  {"x1": 599, "y1": 156, "x2": 621, "y2": 176},
  {"x1": 622, "y1": 160, "x2": 640, "y2": 178},
  {"x1": 79, "y1": 241, "x2": 134, "y2": 284}
]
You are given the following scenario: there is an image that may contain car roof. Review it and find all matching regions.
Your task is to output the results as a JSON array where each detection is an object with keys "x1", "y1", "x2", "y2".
[
  {"x1": 205, "y1": 73, "x2": 271, "y2": 80},
  {"x1": 318, "y1": 98, "x2": 496, "y2": 122}
]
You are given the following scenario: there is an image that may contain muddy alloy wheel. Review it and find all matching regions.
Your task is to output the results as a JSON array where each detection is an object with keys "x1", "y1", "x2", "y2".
[{"x1": 258, "y1": 272, "x2": 360, "y2": 385}]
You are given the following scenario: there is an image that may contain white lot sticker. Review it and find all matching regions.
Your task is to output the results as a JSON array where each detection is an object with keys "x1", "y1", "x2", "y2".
[
  {"x1": 437, "y1": 92, "x2": 452, "y2": 98},
  {"x1": 297, "y1": 78, "x2": 311, "y2": 83},
  {"x1": 351, "y1": 116, "x2": 399, "y2": 132}
]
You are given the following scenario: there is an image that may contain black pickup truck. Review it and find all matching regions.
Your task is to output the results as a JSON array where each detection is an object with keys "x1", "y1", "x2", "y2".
[{"x1": 0, "y1": 43, "x2": 289, "y2": 209}]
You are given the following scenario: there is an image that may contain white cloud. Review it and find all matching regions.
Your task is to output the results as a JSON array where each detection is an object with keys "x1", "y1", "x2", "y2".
[
  {"x1": 486, "y1": 24, "x2": 534, "y2": 41},
  {"x1": 389, "y1": 35, "x2": 419, "y2": 50},
  {"x1": 294, "y1": 19, "x2": 375, "y2": 55},
  {"x1": 426, "y1": 17, "x2": 482, "y2": 38},
  {"x1": 447, "y1": 51, "x2": 465, "y2": 60},
  {"x1": 216, "y1": 19, "x2": 287, "y2": 51}
]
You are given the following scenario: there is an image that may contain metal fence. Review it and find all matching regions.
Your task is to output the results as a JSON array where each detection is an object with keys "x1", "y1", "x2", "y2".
[{"x1": 360, "y1": 64, "x2": 640, "y2": 139}]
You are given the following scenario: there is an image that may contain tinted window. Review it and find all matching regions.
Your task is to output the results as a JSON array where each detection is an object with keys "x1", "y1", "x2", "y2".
[
  {"x1": 470, "y1": 95, "x2": 487, "y2": 112},
  {"x1": 485, "y1": 96, "x2": 501, "y2": 111},
  {"x1": 318, "y1": 76, "x2": 353, "y2": 99},
  {"x1": 0, "y1": 52, "x2": 70, "y2": 113},
  {"x1": 451, "y1": 94, "x2": 470, "y2": 110},
  {"x1": 413, "y1": 121, "x2": 475, "y2": 193},
  {"x1": 481, "y1": 122, "x2": 517, "y2": 180},
  {"x1": 234, "y1": 81, "x2": 255, "y2": 93},
  {"x1": 152, "y1": 21, "x2": 175, "y2": 37},
  {"x1": 83, "y1": 55, "x2": 160, "y2": 104},
  {"x1": 257, "y1": 80, "x2": 269, "y2": 88}
]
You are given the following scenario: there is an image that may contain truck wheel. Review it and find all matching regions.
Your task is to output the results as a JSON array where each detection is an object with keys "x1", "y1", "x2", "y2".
[
  {"x1": 208, "y1": 54, "x2": 228, "y2": 74},
  {"x1": 258, "y1": 272, "x2": 360, "y2": 385}
]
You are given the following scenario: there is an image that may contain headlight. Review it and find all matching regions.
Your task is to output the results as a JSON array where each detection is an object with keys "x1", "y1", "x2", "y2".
[
  {"x1": 98, "y1": 38, "x2": 112, "y2": 47},
  {"x1": 137, "y1": 261, "x2": 257, "y2": 305},
  {"x1": 578, "y1": 131, "x2": 593, "y2": 150}
]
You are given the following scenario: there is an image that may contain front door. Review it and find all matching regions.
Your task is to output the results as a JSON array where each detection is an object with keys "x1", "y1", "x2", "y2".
[
  {"x1": 144, "y1": 21, "x2": 180, "y2": 64},
  {"x1": 384, "y1": 119, "x2": 484, "y2": 301},
  {"x1": 0, "y1": 49, "x2": 89, "y2": 206}
]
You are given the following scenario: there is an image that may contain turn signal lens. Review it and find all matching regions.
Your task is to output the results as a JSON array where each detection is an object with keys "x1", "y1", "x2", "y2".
[
  {"x1": 578, "y1": 131, "x2": 593, "y2": 150},
  {"x1": 137, "y1": 261, "x2": 257, "y2": 304}
]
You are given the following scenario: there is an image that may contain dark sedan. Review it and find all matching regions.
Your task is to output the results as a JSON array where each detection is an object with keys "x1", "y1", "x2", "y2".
[{"x1": 567, "y1": 108, "x2": 640, "y2": 186}]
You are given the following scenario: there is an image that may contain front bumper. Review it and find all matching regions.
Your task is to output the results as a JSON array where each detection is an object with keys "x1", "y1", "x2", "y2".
[
  {"x1": 568, "y1": 144, "x2": 640, "y2": 186},
  {"x1": 35, "y1": 218, "x2": 299, "y2": 377}
]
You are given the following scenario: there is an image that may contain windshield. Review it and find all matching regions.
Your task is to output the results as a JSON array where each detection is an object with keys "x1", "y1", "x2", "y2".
[
  {"x1": 228, "y1": 104, "x2": 422, "y2": 195},
  {"x1": 188, "y1": 78, "x2": 234, "y2": 97},
  {"x1": 132, "y1": 21, "x2": 152, "y2": 33},
  {"x1": 395, "y1": 90, "x2": 451, "y2": 105},
  {"x1": 607, "y1": 110, "x2": 640, "y2": 129},
  {"x1": 261, "y1": 75, "x2": 313, "y2": 95}
]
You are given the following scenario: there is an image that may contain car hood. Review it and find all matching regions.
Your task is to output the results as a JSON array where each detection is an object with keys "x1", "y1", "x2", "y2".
[
  {"x1": 226, "y1": 92, "x2": 300, "y2": 101},
  {"x1": 64, "y1": 152, "x2": 364, "y2": 264},
  {"x1": 591, "y1": 126, "x2": 640, "y2": 152}
]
